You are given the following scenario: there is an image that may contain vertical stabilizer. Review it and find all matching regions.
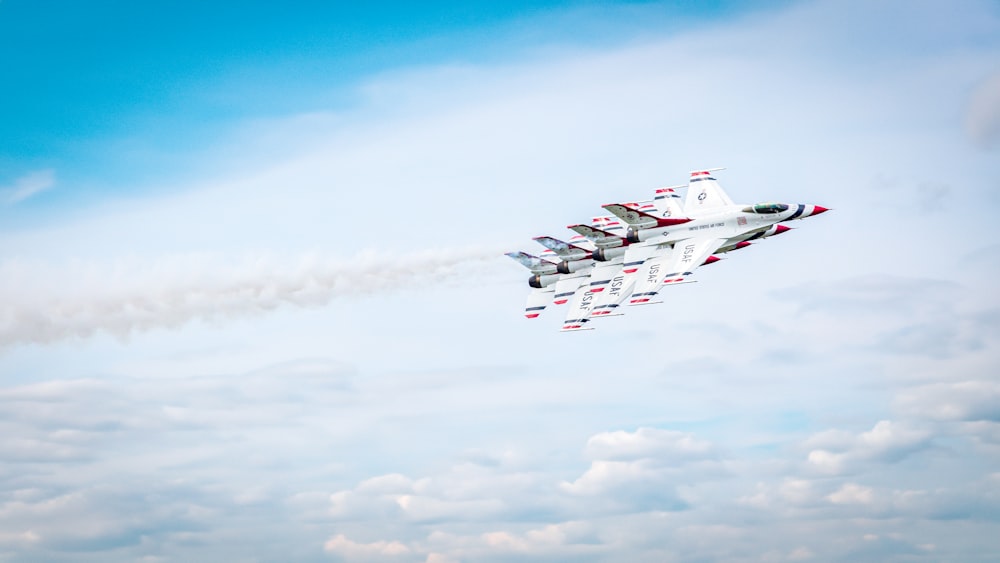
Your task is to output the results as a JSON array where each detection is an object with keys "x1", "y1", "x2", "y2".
[
  {"x1": 654, "y1": 186, "x2": 685, "y2": 218},
  {"x1": 684, "y1": 169, "x2": 733, "y2": 212}
]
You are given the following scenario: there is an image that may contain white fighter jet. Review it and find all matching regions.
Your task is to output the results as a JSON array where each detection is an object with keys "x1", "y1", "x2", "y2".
[
  {"x1": 506, "y1": 169, "x2": 828, "y2": 331},
  {"x1": 504, "y1": 229, "x2": 603, "y2": 320},
  {"x1": 599, "y1": 169, "x2": 826, "y2": 310},
  {"x1": 508, "y1": 228, "x2": 630, "y2": 329},
  {"x1": 506, "y1": 194, "x2": 677, "y2": 330}
]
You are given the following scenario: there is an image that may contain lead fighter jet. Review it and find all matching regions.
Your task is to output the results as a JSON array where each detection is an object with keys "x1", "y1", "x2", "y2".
[{"x1": 506, "y1": 169, "x2": 828, "y2": 331}]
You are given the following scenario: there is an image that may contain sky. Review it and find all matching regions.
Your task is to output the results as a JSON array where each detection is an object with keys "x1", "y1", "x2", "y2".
[{"x1": 1, "y1": 0, "x2": 999, "y2": 561}]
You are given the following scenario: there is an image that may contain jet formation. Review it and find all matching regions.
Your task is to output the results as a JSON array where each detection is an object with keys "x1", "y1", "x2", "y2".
[{"x1": 506, "y1": 169, "x2": 828, "y2": 331}]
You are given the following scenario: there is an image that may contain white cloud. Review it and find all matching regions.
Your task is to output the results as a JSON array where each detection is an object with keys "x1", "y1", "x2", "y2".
[
  {"x1": 559, "y1": 428, "x2": 721, "y2": 512},
  {"x1": 584, "y1": 427, "x2": 715, "y2": 462},
  {"x1": 805, "y1": 421, "x2": 932, "y2": 474},
  {"x1": 323, "y1": 534, "x2": 411, "y2": 559},
  {"x1": 896, "y1": 381, "x2": 1000, "y2": 422},
  {"x1": 787, "y1": 547, "x2": 815, "y2": 561},
  {"x1": 395, "y1": 494, "x2": 507, "y2": 523},
  {"x1": 738, "y1": 479, "x2": 825, "y2": 510},
  {"x1": 965, "y1": 70, "x2": 1000, "y2": 148},
  {"x1": 827, "y1": 483, "x2": 875, "y2": 505},
  {"x1": 357, "y1": 474, "x2": 416, "y2": 495},
  {"x1": 559, "y1": 459, "x2": 663, "y2": 496},
  {"x1": 1, "y1": 169, "x2": 54, "y2": 204}
]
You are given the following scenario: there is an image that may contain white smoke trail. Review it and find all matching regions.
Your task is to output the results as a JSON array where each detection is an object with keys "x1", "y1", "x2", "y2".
[{"x1": 0, "y1": 246, "x2": 505, "y2": 347}]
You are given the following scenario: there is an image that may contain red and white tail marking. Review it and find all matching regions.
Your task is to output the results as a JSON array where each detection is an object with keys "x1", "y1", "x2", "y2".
[{"x1": 685, "y1": 167, "x2": 733, "y2": 211}]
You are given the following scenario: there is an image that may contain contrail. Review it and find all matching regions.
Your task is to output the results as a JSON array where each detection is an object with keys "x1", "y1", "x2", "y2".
[{"x1": 0, "y1": 246, "x2": 504, "y2": 347}]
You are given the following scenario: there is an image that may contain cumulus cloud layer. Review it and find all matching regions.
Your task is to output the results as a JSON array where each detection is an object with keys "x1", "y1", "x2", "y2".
[{"x1": 2, "y1": 0, "x2": 999, "y2": 561}]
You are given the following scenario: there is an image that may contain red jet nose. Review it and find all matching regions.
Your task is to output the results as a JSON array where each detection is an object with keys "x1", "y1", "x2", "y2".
[{"x1": 811, "y1": 205, "x2": 829, "y2": 215}]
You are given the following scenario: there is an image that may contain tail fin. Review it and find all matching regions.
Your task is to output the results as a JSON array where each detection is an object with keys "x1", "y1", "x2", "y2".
[
  {"x1": 567, "y1": 224, "x2": 627, "y2": 248},
  {"x1": 505, "y1": 251, "x2": 558, "y2": 274},
  {"x1": 654, "y1": 185, "x2": 685, "y2": 217},
  {"x1": 591, "y1": 215, "x2": 626, "y2": 234},
  {"x1": 684, "y1": 168, "x2": 734, "y2": 211},
  {"x1": 532, "y1": 236, "x2": 592, "y2": 261}
]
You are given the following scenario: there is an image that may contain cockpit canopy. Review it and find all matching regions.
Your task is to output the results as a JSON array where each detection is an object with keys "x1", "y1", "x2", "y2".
[{"x1": 743, "y1": 202, "x2": 790, "y2": 214}]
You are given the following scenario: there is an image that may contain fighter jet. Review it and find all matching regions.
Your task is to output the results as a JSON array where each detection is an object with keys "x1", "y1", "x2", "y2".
[
  {"x1": 601, "y1": 169, "x2": 826, "y2": 307},
  {"x1": 506, "y1": 169, "x2": 828, "y2": 331},
  {"x1": 510, "y1": 192, "x2": 683, "y2": 331}
]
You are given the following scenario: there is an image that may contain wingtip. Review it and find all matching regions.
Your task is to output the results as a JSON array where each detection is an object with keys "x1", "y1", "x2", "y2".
[{"x1": 561, "y1": 325, "x2": 595, "y2": 332}]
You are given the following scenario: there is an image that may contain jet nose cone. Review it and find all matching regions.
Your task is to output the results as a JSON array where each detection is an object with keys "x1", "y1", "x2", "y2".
[{"x1": 811, "y1": 205, "x2": 829, "y2": 216}]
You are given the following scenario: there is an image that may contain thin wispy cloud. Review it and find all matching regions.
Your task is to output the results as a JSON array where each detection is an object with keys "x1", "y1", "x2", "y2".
[
  {"x1": 2, "y1": 169, "x2": 55, "y2": 204},
  {"x1": 965, "y1": 70, "x2": 1000, "y2": 149}
]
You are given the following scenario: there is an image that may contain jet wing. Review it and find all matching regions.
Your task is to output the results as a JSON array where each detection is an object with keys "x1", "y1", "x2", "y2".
[
  {"x1": 625, "y1": 242, "x2": 675, "y2": 305},
  {"x1": 588, "y1": 243, "x2": 660, "y2": 317},
  {"x1": 585, "y1": 260, "x2": 624, "y2": 294},
  {"x1": 552, "y1": 270, "x2": 592, "y2": 305},
  {"x1": 561, "y1": 282, "x2": 597, "y2": 331},
  {"x1": 629, "y1": 237, "x2": 727, "y2": 304},
  {"x1": 524, "y1": 286, "x2": 554, "y2": 319}
]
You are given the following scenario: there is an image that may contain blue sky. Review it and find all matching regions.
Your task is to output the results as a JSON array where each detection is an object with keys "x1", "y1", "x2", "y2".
[
  {"x1": 1, "y1": 0, "x2": 1000, "y2": 561},
  {"x1": 1, "y1": 0, "x2": 786, "y2": 214}
]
